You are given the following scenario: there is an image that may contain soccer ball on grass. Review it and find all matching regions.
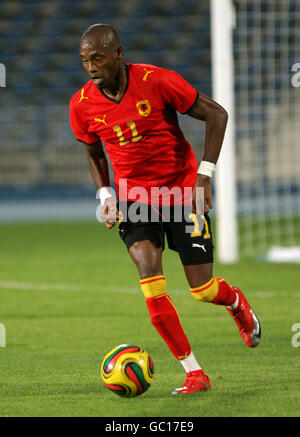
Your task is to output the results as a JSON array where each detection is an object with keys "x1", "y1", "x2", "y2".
[{"x1": 101, "y1": 344, "x2": 154, "y2": 397}]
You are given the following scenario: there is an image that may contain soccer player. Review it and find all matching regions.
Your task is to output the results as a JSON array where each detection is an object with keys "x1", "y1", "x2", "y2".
[{"x1": 69, "y1": 24, "x2": 261, "y2": 395}]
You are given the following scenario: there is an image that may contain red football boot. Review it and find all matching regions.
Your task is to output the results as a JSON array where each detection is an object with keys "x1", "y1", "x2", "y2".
[
  {"x1": 227, "y1": 287, "x2": 261, "y2": 348},
  {"x1": 171, "y1": 370, "x2": 211, "y2": 395}
]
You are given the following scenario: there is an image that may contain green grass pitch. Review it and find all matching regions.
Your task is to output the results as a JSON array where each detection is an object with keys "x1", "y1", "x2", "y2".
[{"x1": 0, "y1": 221, "x2": 300, "y2": 417}]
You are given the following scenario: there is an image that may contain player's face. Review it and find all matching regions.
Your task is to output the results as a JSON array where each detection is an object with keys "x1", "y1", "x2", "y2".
[{"x1": 79, "y1": 39, "x2": 123, "y2": 89}]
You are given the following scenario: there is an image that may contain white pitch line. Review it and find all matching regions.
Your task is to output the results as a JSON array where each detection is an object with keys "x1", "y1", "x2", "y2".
[
  {"x1": 0, "y1": 281, "x2": 87, "y2": 292},
  {"x1": 0, "y1": 280, "x2": 300, "y2": 297},
  {"x1": 0, "y1": 280, "x2": 140, "y2": 295},
  {"x1": 0, "y1": 280, "x2": 126, "y2": 293}
]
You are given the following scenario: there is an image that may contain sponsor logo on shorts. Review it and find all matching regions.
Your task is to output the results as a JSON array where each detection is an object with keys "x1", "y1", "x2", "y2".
[{"x1": 192, "y1": 243, "x2": 206, "y2": 252}]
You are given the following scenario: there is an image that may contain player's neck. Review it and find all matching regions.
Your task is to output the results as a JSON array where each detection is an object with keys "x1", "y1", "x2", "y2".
[{"x1": 101, "y1": 63, "x2": 127, "y2": 101}]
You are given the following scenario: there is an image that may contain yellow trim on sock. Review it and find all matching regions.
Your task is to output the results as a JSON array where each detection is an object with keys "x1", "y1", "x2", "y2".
[
  {"x1": 189, "y1": 277, "x2": 219, "y2": 302},
  {"x1": 140, "y1": 275, "x2": 166, "y2": 299}
]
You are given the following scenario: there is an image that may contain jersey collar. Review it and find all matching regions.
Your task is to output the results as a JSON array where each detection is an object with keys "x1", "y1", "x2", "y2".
[{"x1": 99, "y1": 63, "x2": 129, "y2": 104}]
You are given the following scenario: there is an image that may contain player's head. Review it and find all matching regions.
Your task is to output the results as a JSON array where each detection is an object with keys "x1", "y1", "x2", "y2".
[{"x1": 79, "y1": 23, "x2": 123, "y2": 89}]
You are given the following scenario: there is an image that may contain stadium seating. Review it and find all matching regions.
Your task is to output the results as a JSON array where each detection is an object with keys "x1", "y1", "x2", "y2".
[
  {"x1": 0, "y1": 0, "x2": 211, "y2": 103},
  {"x1": 0, "y1": 0, "x2": 211, "y2": 191}
]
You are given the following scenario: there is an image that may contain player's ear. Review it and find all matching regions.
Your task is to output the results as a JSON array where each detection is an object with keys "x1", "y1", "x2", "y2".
[{"x1": 116, "y1": 45, "x2": 123, "y2": 60}]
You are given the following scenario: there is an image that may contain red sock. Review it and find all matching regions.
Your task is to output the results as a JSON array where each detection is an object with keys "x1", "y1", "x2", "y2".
[
  {"x1": 146, "y1": 294, "x2": 191, "y2": 360},
  {"x1": 212, "y1": 277, "x2": 237, "y2": 306}
]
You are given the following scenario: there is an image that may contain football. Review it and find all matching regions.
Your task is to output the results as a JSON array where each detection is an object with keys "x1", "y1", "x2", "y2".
[{"x1": 101, "y1": 344, "x2": 154, "y2": 397}]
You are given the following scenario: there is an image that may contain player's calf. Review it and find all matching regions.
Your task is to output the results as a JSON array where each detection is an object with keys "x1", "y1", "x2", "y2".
[
  {"x1": 140, "y1": 275, "x2": 192, "y2": 359},
  {"x1": 141, "y1": 274, "x2": 212, "y2": 395}
]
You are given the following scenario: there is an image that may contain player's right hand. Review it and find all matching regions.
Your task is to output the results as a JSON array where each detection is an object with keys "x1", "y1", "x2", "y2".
[{"x1": 102, "y1": 197, "x2": 120, "y2": 229}]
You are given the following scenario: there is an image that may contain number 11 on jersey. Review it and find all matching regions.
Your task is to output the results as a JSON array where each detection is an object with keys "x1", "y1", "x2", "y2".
[{"x1": 113, "y1": 121, "x2": 142, "y2": 146}]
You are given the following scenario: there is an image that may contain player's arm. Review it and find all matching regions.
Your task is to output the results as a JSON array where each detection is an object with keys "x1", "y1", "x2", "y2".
[
  {"x1": 84, "y1": 140, "x2": 118, "y2": 229},
  {"x1": 157, "y1": 69, "x2": 227, "y2": 212},
  {"x1": 84, "y1": 139, "x2": 110, "y2": 188},
  {"x1": 187, "y1": 93, "x2": 228, "y2": 213}
]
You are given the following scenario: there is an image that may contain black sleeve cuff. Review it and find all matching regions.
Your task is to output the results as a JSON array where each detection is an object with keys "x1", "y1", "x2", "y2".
[
  {"x1": 183, "y1": 92, "x2": 199, "y2": 114},
  {"x1": 76, "y1": 138, "x2": 99, "y2": 146}
]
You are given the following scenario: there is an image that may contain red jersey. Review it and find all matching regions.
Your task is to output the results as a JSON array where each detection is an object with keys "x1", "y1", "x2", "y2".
[{"x1": 69, "y1": 63, "x2": 199, "y2": 205}]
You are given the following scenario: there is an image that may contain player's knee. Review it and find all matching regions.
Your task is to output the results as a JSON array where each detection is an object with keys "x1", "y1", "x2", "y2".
[
  {"x1": 129, "y1": 241, "x2": 163, "y2": 279},
  {"x1": 138, "y1": 262, "x2": 163, "y2": 280},
  {"x1": 189, "y1": 277, "x2": 219, "y2": 302}
]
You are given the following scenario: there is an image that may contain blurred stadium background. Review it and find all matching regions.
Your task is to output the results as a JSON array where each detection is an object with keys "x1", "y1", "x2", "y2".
[{"x1": 0, "y1": 0, "x2": 299, "y2": 260}]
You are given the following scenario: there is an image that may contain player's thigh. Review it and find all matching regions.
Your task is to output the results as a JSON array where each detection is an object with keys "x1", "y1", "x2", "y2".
[
  {"x1": 176, "y1": 213, "x2": 214, "y2": 287},
  {"x1": 129, "y1": 240, "x2": 163, "y2": 279},
  {"x1": 118, "y1": 212, "x2": 165, "y2": 279},
  {"x1": 168, "y1": 212, "x2": 214, "y2": 269}
]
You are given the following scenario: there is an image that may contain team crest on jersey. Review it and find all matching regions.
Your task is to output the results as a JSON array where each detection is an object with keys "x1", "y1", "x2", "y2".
[{"x1": 136, "y1": 100, "x2": 151, "y2": 117}]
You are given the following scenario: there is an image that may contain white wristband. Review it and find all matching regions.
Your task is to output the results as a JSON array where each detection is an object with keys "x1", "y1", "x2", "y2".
[
  {"x1": 197, "y1": 161, "x2": 216, "y2": 178},
  {"x1": 98, "y1": 187, "x2": 113, "y2": 206}
]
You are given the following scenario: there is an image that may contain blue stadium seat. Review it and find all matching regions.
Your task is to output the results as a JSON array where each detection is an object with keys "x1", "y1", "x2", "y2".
[{"x1": 0, "y1": 0, "x2": 212, "y2": 103}]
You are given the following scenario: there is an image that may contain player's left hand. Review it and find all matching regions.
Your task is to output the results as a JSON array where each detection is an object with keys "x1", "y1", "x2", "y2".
[{"x1": 192, "y1": 174, "x2": 213, "y2": 214}]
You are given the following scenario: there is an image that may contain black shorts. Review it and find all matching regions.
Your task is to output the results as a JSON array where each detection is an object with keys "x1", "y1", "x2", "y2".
[{"x1": 118, "y1": 202, "x2": 214, "y2": 265}]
